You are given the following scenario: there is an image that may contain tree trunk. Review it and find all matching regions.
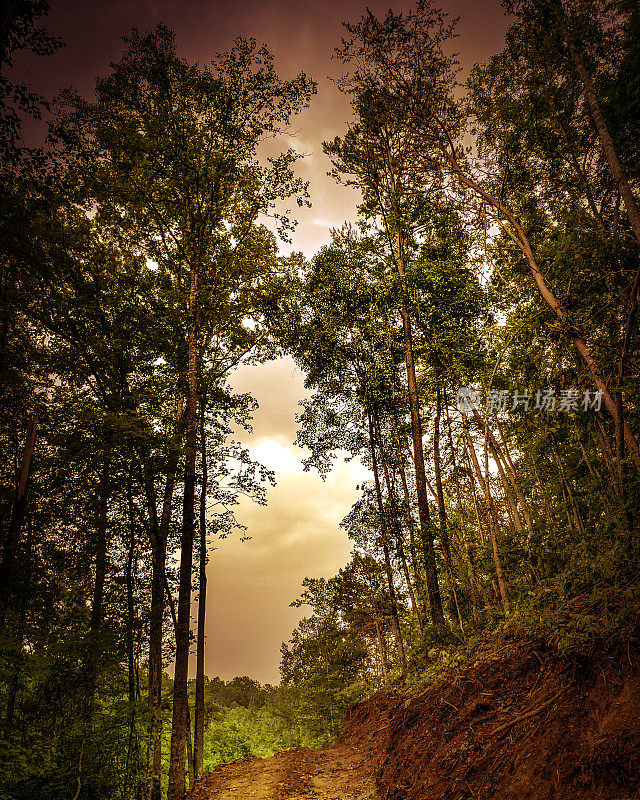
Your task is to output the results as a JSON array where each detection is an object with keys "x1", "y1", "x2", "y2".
[
  {"x1": 168, "y1": 261, "x2": 199, "y2": 800},
  {"x1": 464, "y1": 422, "x2": 510, "y2": 615},
  {"x1": 465, "y1": 444, "x2": 487, "y2": 547},
  {"x1": 5, "y1": 516, "x2": 32, "y2": 725},
  {"x1": 573, "y1": 424, "x2": 613, "y2": 516},
  {"x1": 443, "y1": 391, "x2": 486, "y2": 613},
  {"x1": 494, "y1": 416, "x2": 536, "y2": 531},
  {"x1": 391, "y1": 410, "x2": 426, "y2": 617},
  {"x1": 124, "y1": 476, "x2": 139, "y2": 800},
  {"x1": 145, "y1": 401, "x2": 183, "y2": 800},
  {"x1": 85, "y1": 459, "x2": 110, "y2": 715},
  {"x1": 193, "y1": 397, "x2": 208, "y2": 781},
  {"x1": 0, "y1": 411, "x2": 37, "y2": 628},
  {"x1": 374, "y1": 413, "x2": 422, "y2": 629},
  {"x1": 126, "y1": 473, "x2": 137, "y2": 707},
  {"x1": 393, "y1": 231, "x2": 444, "y2": 626},
  {"x1": 553, "y1": 446, "x2": 586, "y2": 539},
  {"x1": 373, "y1": 608, "x2": 388, "y2": 684},
  {"x1": 533, "y1": 464, "x2": 554, "y2": 525},
  {"x1": 399, "y1": 302, "x2": 444, "y2": 625},
  {"x1": 433, "y1": 386, "x2": 462, "y2": 627},
  {"x1": 562, "y1": 16, "x2": 640, "y2": 248},
  {"x1": 433, "y1": 387, "x2": 451, "y2": 562},
  {"x1": 436, "y1": 125, "x2": 640, "y2": 465},
  {"x1": 367, "y1": 411, "x2": 408, "y2": 672}
]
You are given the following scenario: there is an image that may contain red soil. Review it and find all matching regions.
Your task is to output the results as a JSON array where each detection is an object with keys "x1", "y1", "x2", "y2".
[{"x1": 188, "y1": 640, "x2": 640, "y2": 800}]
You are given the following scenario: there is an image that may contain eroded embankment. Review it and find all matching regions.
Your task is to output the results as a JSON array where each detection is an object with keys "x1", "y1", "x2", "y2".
[
  {"x1": 364, "y1": 639, "x2": 640, "y2": 800},
  {"x1": 188, "y1": 640, "x2": 640, "y2": 800}
]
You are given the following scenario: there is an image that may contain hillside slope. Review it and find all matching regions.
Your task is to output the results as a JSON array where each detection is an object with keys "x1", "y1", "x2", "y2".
[
  {"x1": 188, "y1": 640, "x2": 640, "y2": 800},
  {"x1": 372, "y1": 639, "x2": 640, "y2": 800}
]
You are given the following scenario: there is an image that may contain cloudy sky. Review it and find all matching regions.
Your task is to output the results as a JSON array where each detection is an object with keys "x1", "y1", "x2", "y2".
[{"x1": 24, "y1": 0, "x2": 511, "y2": 682}]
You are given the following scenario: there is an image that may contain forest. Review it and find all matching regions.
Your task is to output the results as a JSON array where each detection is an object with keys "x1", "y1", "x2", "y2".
[{"x1": 1, "y1": 0, "x2": 639, "y2": 799}]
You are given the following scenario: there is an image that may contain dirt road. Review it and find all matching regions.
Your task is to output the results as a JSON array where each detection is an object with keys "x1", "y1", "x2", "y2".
[{"x1": 186, "y1": 741, "x2": 380, "y2": 800}]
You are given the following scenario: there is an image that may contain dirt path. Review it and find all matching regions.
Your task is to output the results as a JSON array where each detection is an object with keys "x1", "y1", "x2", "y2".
[{"x1": 186, "y1": 741, "x2": 380, "y2": 800}]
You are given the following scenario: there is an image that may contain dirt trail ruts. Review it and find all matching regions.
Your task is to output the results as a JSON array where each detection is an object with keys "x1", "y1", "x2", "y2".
[{"x1": 186, "y1": 741, "x2": 380, "y2": 800}]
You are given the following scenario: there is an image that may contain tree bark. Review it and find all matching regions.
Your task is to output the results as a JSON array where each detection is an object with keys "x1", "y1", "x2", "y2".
[
  {"x1": 168, "y1": 261, "x2": 199, "y2": 800},
  {"x1": 392, "y1": 230, "x2": 444, "y2": 626},
  {"x1": 443, "y1": 390, "x2": 487, "y2": 613},
  {"x1": 193, "y1": 397, "x2": 208, "y2": 781},
  {"x1": 126, "y1": 476, "x2": 137, "y2": 706},
  {"x1": 464, "y1": 422, "x2": 510, "y2": 615},
  {"x1": 433, "y1": 388, "x2": 451, "y2": 561},
  {"x1": 434, "y1": 122, "x2": 640, "y2": 465},
  {"x1": 85, "y1": 458, "x2": 110, "y2": 715},
  {"x1": 5, "y1": 516, "x2": 32, "y2": 725},
  {"x1": 367, "y1": 411, "x2": 408, "y2": 672},
  {"x1": 144, "y1": 401, "x2": 183, "y2": 800},
  {"x1": 374, "y1": 413, "x2": 422, "y2": 628},
  {"x1": 433, "y1": 386, "x2": 462, "y2": 627},
  {"x1": 402, "y1": 310, "x2": 444, "y2": 623},
  {"x1": 124, "y1": 476, "x2": 139, "y2": 800},
  {"x1": 391, "y1": 410, "x2": 426, "y2": 615},
  {"x1": 0, "y1": 411, "x2": 37, "y2": 627},
  {"x1": 372, "y1": 608, "x2": 388, "y2": 683}
]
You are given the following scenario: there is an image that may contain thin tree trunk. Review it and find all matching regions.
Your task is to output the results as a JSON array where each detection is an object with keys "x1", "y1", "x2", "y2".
[
  {"x1": 443, "y1": 391, "x2": 486, "y2": 613},
  {"x1": 433, "y1": 386, "x2": 462, "y2": 627},
  {"x1": 400, "y1": 301, "x2": 444, "y2": 625},
  {"x1": 0, "y1": 411, "x2": 37, "y2": 627},
  {"x1": 466, "y1": 448, "x2": 487, "y2": 546},
  {"x1": 562, "y1": 15, "x2": 640, "y2": 248},
  {"x1": 435, "y1": 121, "x2": 640, "y2": 465},
  {"x1": 443, "y1": 389, "x2": 465, "y2": 517},
  {"x1": 124, "y1": 477, "x2": 139, "y2": 800},
  {"x1": 534, "y1": 464, "x2": 554, "y2": 525},
  {"x1": 126, "y1": 474, "x2": 137, "y2": 707},
  {"x1": 433, "y1": 387, "x2": 451, "y2": 561},
  {"x1": 168, "y1": 261, "x2": 199, "y2": 800},
  {"x1": 86, "y1": 458, "x2": 110, "y2": 715},
  {"x1": 193, "y1": 397, "x2": 208, "y2": 781},
  {"x1": 593, "y1": 414, "x2": 628, "y2": 530},
  {"x1": 573, "y1": 425, "x2": 612, "y2": 515},
  {"x1": 368, "y1": 411, "x2": 408, "y2": 672},
  {"x1": 494, "y1": 416, "x2": 535, "y2": 531},
  {"x1": 561, "y1": 484, "x2": 576, "y2": 533},
  {"x1": 482, "y1": 419, "x2": 510, "y2": 616},
  {"x1": 488, "y1": 514, "x2": 510, "y2": 616},
  {"x1": 464, "y1": 423, "x2": 510, "y2": 615},
  {"x1": 373, "y1": 609, "x2": 388, "y2": 683},
  {"x1": 393, "y1": 231, "x2": 444, "y2": 625},
  {"x1": 164, "y1": 575, "x2": 195, "y2": 795},
  {"x1": 496, "y1": 457, "x2": 522, "y2": 531},
  {"x1": 391, "y1": 410, "x2": 426, "y2": 613},
  {"x1": 374, "y1": 413, "x2": 421, "y2": 628},
  {"x1": 186, "y1": 709, "x2": 195, "y2": 793},
  {"x1": 145, "y1": 400, "x2": 183, "y2": 800},
  {"x1": 553, "y1": 446, "x2": 587, "y2": 539},
  {"x1": 5, "y1": 516, "x2": 32, "y2": 725}
]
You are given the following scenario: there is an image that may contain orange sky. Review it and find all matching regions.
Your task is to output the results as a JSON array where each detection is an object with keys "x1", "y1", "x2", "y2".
[{"x1": 24, "y1": 0, "x2": 511, "y2": 683}]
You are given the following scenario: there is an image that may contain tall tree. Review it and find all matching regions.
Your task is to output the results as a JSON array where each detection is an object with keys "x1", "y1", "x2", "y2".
[
  {"x1": 324, "y1": 3, "x2": 466, "y2": 625},
  {"x1": 51, "y1": 26, "x2": 315, "y2": 798}
]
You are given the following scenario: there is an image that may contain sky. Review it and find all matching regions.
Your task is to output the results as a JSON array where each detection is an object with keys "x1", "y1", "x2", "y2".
[{"x1": 21, "y1": 0, "x2": 512, "y2": 683}]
